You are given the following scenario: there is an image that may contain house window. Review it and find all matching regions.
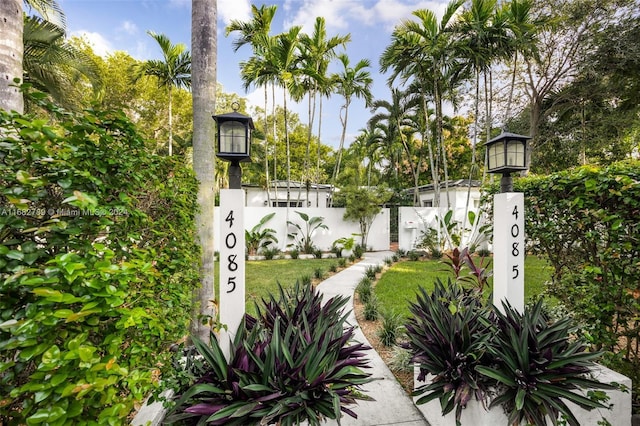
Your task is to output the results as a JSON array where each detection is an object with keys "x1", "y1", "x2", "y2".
[
  {"x1": 422, "y1": 199, "x2": 433, "y2": 207},
  {"x1": 273, "y1": 201, "x2": 303, "y2": 207}
]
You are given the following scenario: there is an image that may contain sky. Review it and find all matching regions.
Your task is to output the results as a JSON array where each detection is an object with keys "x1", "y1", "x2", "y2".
[{"x1": 58, "y1": 0, "x2": 449, "y2": 149}]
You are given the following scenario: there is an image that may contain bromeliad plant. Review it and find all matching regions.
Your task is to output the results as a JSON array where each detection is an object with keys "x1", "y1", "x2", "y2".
[
  {"x1": 164, "y1": 282, "x2": 372, "y2": 425},
  {"x1": 405, "y1": 279, "x2": 495, "y2": 424},
  {"x1": 406, "y1": 275, "x2": 617, "y2": 426},
  {"x1": 476, "y1": 300, "x2": 615, "y2": 426}
]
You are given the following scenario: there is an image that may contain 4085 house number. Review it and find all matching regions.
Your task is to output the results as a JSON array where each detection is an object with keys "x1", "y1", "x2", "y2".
[
  {"x1": 493, "y1": 192, "x2": 525, "y2": 312},
  {"x1": 219, "y1": 189, "x2": 246, "y2": 359}
]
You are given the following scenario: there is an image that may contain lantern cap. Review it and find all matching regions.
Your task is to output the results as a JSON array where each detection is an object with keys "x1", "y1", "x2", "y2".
[{"x1": 485, "y1": 131, "x2": 531, "y2": 145}]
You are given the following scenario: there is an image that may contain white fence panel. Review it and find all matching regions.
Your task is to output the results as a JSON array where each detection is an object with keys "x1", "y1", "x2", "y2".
[{"x1": 213, "y1": 207, "x2": 391, "y2": 253}]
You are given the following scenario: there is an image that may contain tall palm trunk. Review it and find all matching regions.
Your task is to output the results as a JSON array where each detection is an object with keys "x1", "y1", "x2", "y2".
[
  {"x1": 316, "y1": 95, "x2": 324, "y2": 207},
  {"x1": 263, "y1": 85, "x2": 270, "y2": 204},
  {"x1": 168, "y1": 85, "x2": 173, "y2": 156},
  {"x1": 190, "y1": 0, "x2": 216, "y2": 344},
  {"x1": 0, "y1": 0, "x2": 24, "y2": 113}
]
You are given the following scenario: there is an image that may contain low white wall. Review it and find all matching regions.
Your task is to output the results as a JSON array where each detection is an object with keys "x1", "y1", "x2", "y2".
[
  {"x1": 398, "y1": 207, "x2": 488, "y2": 252},
  {"x1": 414, "y1": 364, "x2": 632, "y2": 426},
  {"x1": 213, "y1": 207, "x2": 391, "y2": 252}
]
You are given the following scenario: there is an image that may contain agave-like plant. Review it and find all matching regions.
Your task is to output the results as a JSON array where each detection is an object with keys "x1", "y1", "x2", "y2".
[
  {"x1": 405, "y1": 279, "x2": 495, "y2": 424},
  {"x1": 476, "y1": 300, "x2": 616, "y2": 426},
  {"x1": 164, "y1": 282, "x2": 372, "y2": 425}
]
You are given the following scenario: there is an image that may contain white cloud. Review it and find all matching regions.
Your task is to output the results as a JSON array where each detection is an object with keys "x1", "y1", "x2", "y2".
[
  {"x1": 118, "y1": 20, "x2": 138, "y2": 36},
  {"x1": 70, "y1": 30, "x2": 113, "y2": 57},
  {"x1": 219, "y1": 0, "x2": 252, "y2": 26}
]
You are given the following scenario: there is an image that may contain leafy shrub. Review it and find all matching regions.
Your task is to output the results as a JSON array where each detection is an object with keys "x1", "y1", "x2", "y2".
[
  {"x1": 329, "y1": 263, "x2": 337, "y2": 273},
  {"x1": 165, "y1": 282, "x2": 373, "y2": 425},
  {"x1": 406, "y1": 280, "x2": 494, "y2": 423},
  {"x1": 477, "y1": 300, "x2": 615, "y2": 426},
  {"x1": 300, "y1": 275, "x2": 312, "y2": 286},
  {"x1": 493, "y1": 161, "x2": 640, "y2": 411},
  {"x1": 331, "y1": 235, "x2": 356, "y2": 258},
  {"x1": 365, "y1": 265, "x2": 377, "y2": 280},
  {"x1": 313, "y1": 267, "x2": 324, "y2": 279},
  {"x1": 262, "y1": 246, "x2": 280, "y2": 260},
  {"x1": 408, "y1": 250, "x2": 421, "y2": 261},
  {"x1": 337, "y1": 257, "x2": 347, "y2": 268},
  {"x1": 287, "y1": 211, "x2": 327, "y2": 254},
  {"x1": 312, "y1": 247, "x2": 323, "y2": 259},
  {"x1": 388, "y1": 346, "x2": 413, "y2": 373},
  {"x1": 363, "y1": 295, "x2": 379, "y2": 321},
  {"x1": 352, "y1": 245, "x2": 364, "y2": 259},
  {"x1": 0, "y1": 97, "x2": 199, "y2": 424},
  {"x1": 384, "y1": 256, "x2": 394, "y2": 266},
  {"x1": 356, "y1": 277, "x2": 373, "y2": 304},
  {"x1": 430, "y1": 248, "x2": 443, "y2": 259},
  {"x1": 288, "y1": 248, "x2": 299, "y2": 259},
  {"x1": 245, "y1": 213, "x2": 278, "y2": 256},
  {"x1": 377, "y1": 310, "x2": 403, "y2": 347},
  {"x1": 406, "y1": 280, "x2": 617, "y2": 426}
]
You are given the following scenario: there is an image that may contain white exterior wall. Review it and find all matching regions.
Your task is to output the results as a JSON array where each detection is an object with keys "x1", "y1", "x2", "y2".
[
  {"x1": 213, "y1": 207, "x2": 390, "y2": 252},
  {"x1": 244, "y1": 187, "x2": 331, "y2": 208},
  {"x1": 398, "y1": 206, "x2": 489, "y2": 252},
  {"x1": 417, "y1": 187, "x2": 481, "y2": 210}
]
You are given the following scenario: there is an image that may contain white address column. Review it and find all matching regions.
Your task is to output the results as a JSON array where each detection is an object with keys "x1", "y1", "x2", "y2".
[
  {"x1": 492, "y1": 192, "x2": 525, "y2": 313},
  {"x1": 218, "y1": 189, "x2": 245, "y2": 360}
]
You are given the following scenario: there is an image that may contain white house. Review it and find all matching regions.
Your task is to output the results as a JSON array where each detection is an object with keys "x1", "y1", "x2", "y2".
[
  {"x1": 409, "y1": 179, "x2": 482, "y2": 209},
  {"x1": 244, "y1": 180, "x2": 333, "y2": 208}
]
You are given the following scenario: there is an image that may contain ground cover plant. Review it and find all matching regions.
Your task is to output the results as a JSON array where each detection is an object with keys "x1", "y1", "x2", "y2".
[
  {"x1": 164, "y1": 282, "x2": 372, "y2": 425},
  {"x1": 0, "y1": 94, "x2": 200, "y2": 424}
]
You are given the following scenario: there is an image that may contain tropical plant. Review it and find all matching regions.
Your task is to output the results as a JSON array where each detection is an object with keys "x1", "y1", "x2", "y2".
[
  {"x1": 0, "y1": 93, "x2": 200, "y2": 424},
  {"x1": 287, "y1": 210, "x2": 328, "y2": 254},
  {"x1": 442, "y1": 247, "x2": 492, "y2": 292},
  {"x1": 331, "y1": 54, "x2": 373, "y2": 187},
  {"x1": 23, "y1": 15, "x2": 102, "y2": 111},
  {"x1": 356, "y1": 277, "x2": 373, "y2": 304},
  {"x1": 406, "y1": 279, "x2": 494, "y2": 424},
  {"x1": 245, "y1": 212, "x2": 278, "y2": 255},
  {"x1": 131, "y1": 31, "x2": 191, "y2": 156},
  {"x1": 476, "y1": 300, "x2": 616, "y2": 426},
  {"x1": 342, "y1": 185, "x2": 392, "y2": 247},
  {"x1": 164, "y1": 282, "x2": 373, "y2": 425},
  {"x1": 331, "y1": 235, "x2": 357, "y2": 258},
  {"x1": 377, "y1": 310, "x2": 404, "y2": 347}
]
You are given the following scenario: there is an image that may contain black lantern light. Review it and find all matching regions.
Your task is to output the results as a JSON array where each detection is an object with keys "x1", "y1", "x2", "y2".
[
  {"x1": 213, "y1": 102, "x2": 254, "y2": 189},
  {"x1": 485, "y1": 131, "x2": 531, "y2": 192}
]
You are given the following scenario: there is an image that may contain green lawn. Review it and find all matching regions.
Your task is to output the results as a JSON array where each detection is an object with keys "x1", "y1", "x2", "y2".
[
  {"x1": 226, "y1": 255, "x2": 553, "y2": 318},
  {"x1": 217, "y1": 258, "x2": 344, "y2": 316},
  {"x1": 375, "y1": 255, "x2": 554, "y2": 318}
]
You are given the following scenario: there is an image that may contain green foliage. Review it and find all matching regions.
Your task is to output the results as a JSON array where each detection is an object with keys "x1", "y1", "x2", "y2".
[
  {"x1": 363, "y1": 295, "x2": 379, "y2": 321},
  {"x1": 287, "y1": 211, "x2": 328, "y2": 254},
  {"x1": 505, "y1": 161, "x2": 640, "y2": 407},
  {"x1": 165, "y1": 282, "x2": 373, "y2": 425},
  {"x1": 407, "y1": 281, "x2": 614, "y2": 426},
  {"x1": 477, "y1": 300, "x2": 615, "y2": 426},
  {"x1": 245, "y1": 212, "x2": 278, "y2": 256},
  {"x1": 341, "y1": 185, "x2": 392, "y2": 247},
  {"x1": 406, "y1": 280, "x2": 494, "y2": 424},
  {"x1": 356, "y1": 277, "x2": 373, "y2": 304},
  {"x1": 0, "y1": 95, "x2": 200, "y2": 424},
  {"x1": 331, "y1": 235, "x2": 357, "y2": 258},
  {"x1": 377, "y1": 310, "x2": 403, "y2": 347}
]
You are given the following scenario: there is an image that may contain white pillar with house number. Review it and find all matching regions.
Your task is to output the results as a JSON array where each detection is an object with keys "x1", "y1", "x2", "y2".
[
  {"x1": 219, "y1": 189, "x2": 245, "y2": 360},
  {"x1": 493, "y1": 192, "x2": 525, "y2": 313}
]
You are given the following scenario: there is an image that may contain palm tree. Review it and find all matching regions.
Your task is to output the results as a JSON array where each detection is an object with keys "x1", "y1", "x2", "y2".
[
  {"x1": 132, "y1": 31, "x2": 191, "y2": 156},
  {"x1": 369, "y1": 87, "x2": 422, "y2": 204},
  {"x1": 23, "y1": 15, "x2": 102, "y2": 111},
  {"x1": 226, "y1": 4, "x2": 278, "y2": 202},
  {"x1": 1, "y1": 0, "x2": 64, "y2": 113},
  {"x1": 298, "y1": 18, "x2": 350, "y2": 202},
  {"x1": 331, "y1": 53, "x2": 373, "y2": 190},
  {"x1": 380, "y1": 0, "x2": 466, "y2": 208},
  {"x1": 190, "y1": 0, "x2": 216, "y2": 344}
]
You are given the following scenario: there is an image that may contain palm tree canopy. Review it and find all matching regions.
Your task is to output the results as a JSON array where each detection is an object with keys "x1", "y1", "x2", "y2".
[{"x1": 131, "y1": 31, "x2": 191, "y2": 90}]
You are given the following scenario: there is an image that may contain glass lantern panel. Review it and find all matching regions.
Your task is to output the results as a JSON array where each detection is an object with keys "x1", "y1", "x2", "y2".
[
  {"x1": 219, "y1": 121, "x2": 247, "y2": 154},
  {"x1": 487, "y1": 143, "x2": 504, "y2": 170},
  {"x1": 506, "y1": 140, "x2": 525, "y2": 167}
]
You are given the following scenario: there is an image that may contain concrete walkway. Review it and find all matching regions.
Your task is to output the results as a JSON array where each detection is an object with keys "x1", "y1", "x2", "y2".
[{"x1": 316, "y1": 251, "x2": 429, "y2": 426}]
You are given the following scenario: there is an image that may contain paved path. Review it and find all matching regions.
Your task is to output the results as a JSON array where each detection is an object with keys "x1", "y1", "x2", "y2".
[{"x1": 315, "y1": 251, "x2": 429, "y2": 426}]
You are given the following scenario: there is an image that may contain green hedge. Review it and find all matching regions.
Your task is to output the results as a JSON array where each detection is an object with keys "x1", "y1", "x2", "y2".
[{"x1": 0, "y1": 95, "x2": 200, "y2": 425}]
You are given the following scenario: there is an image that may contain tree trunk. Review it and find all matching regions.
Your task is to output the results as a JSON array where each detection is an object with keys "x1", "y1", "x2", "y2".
[
  {"x1": 0, "y1": 0, "x2": 24, "y2": 113},
  {"x1": 190, "y1": 0, "x2": 216, "y2": 344}
]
